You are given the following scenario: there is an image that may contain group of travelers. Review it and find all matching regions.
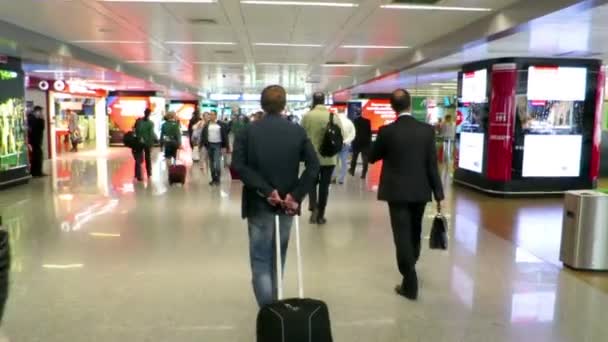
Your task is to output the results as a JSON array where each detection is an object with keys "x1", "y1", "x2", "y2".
[{"x1": 128, "y1": 85, "x2": 444, "y2": 306}]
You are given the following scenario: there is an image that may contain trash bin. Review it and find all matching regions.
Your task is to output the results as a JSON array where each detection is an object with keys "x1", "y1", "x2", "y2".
[{"x1": 560, "y1": 190, "x2": 608, "y2": 270}]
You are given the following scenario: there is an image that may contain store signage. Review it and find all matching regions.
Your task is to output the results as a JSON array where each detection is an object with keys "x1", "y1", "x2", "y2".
[
  {"x1": 461, "y1": 68, "x2": 487, "y2": 103},
  {"x1": 361, "y1": 98, "x2": 395, "y2": 132},
  {"x1": 0, "y1": 70, "x2": 17, "y2": 80},
  {"x1": 527, "y1": 66, "x2": 587, "y2": 101},
  {"x1": 53, "y1": 80, "x2": 66, "y2": 92},
  {"x1": 38, "y1": 80, "x2": 49, "y2": 91}
]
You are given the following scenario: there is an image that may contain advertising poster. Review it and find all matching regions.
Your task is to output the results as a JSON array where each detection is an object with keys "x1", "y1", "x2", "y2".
[
  {"x1": 461, "y1": 69, "x2": 488, "y2": 103},
  {"x1": 458, "y1": 132, "x2": 485, "y2": 173},
  {"x1": 522, "y1": 135, "x2": 582, "y2": 177},
  {"x1": 411, "y1": 96, "x2": 427, "y2": 122},
  {"x1": 361, "y1": 99, "x2": 395, "y2": 132},
  {"x1": 107, "y1": 96, "x2": 165, "y2": 143},
  {"x1": 0, "y1": 67, "x2": 28, "y2": 173},
  {"x1": 168, "y1": 102, "x2": 196, "y2": 131}
]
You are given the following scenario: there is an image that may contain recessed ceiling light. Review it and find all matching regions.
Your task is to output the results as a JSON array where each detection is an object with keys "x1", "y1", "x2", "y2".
[
  {"x1": 99, "y1": 0, "x2": 216, "y2": 3},
  {"x1": 431, "y1": 83, "x2": 457, "y2": 86},
  {"x1": 341, "y1": 45, "x2": 409, "y2": 49},
  {"x1": 241, "y1": 1, "x2": 357, "y2": 7},
  {"x1": 125, "y1": 60, "x2": 174, "y2": 64},
  {"x1": 194, "y1": 62, "x2": 243, "y2": 65},
  {"x1": 257, "y1": 62, "x2": 308, "y2": 66},
  {"x1": 254, "y1": 43, "x2": 323, "y2": 47},
  {"x1": 381, "y1": 4, "x2": 492, "y2": 11},
  {"x1": 72, "y1": 40, "x2": 145, "y2": 44},
  {"x1": 165, "y1": 41, "x2": 236, "y2": 45},
  {"x1": 322, "y1": 64, "x2": 370, "y2": 67},
  {"x1": 32, "y1": 69, "x2": 78, "y2": 73}
]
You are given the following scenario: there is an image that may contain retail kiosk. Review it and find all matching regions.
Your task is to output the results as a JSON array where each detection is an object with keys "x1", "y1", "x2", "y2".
[
  {"x1": 0, "y1": 57, "x2": 29, "y2": 187},
  {"x1": 454, "y1": 58, "x2": 605, "y2": 195}
]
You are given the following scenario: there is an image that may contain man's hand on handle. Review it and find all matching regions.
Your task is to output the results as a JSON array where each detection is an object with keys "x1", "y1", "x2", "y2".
[
  {"x1": 436, "y1": 201, "x2": 443, "y2": 214},
  {"x1": 267, "y1": 190, "x2": 282, "y2": 207},
  {"x1": 282, "y1": 194, "x2": 299, "y2": 216}
]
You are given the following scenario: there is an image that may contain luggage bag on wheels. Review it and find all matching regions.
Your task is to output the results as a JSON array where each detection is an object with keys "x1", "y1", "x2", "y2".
[
  {"x1": 168, "y1": 151, "x2": 187, "y2": 185},
  {"x1": 256, "y1": 215, "x2": 333, "y2": 342}
]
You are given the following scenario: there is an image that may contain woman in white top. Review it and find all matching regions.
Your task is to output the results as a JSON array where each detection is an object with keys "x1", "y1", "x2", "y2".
[
  {"x1": 333, "y1": 111, "x2": 356, "y2": 184},
  {"x1": 440, "y1": 114, "x2": 456, "y2": 163}
]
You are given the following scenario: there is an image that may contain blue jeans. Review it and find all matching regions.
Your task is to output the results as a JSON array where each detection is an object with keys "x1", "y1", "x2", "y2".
[
  {"x1": 207, "y1": 143, "x2": 222, "y2": 182},
  {"x1": 248, "y1": 209, "x2": 293, "y2": 307},
  {"x1": 333, "y1": 144, "x2": 351, "y2": 183}
]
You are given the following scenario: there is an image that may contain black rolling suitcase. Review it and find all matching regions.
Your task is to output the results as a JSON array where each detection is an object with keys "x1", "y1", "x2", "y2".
[{"x1": 256, "y1": 216, "x2": 333, "y2": 342}]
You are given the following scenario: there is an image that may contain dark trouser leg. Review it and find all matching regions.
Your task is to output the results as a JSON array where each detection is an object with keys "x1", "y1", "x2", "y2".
[
  {"x1": 409, "y1": 203, "x2": 426, "y2": 263},
  {"x1": 309, "y1": 171, "x2": 320, "y2": 212},
  {"x1": 31, "y1": 145, "x2": 43, "y2": 176},
  {"x1": 349, "y1": 148, "x2": 360, "y2": 175},
  {"x1": 209, "y1": 144, "x2": 222, "y2": 182},
  {"x1": 144, "y1": 146, "x2": 152, "y2": 177},
  {"x1": 388, "y1": 202, "x2": 416, "y2": 288},
  {"x1": 317, "y1": 165, "x2": 335, "y2": 219},
  {"x1": 133, "y1": 149, "x2": 143, "y2": 180},
  {"x1": 360, "y1": 146, "x2": 369, "y2": 178}
]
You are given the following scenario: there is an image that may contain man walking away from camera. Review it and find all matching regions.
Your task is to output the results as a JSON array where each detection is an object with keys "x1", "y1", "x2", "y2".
[
  {"x1": 301, "y1": 92, "x2": 343, "y2": 225},
  {"x1": 27, "y1": 106, "x2": 46, "y2": 177},
  {"x1": 369, "y1": 89, "x2": 444, "y2": 301},
  {"x1": 134, "y1": 108, "x2": 156, "y2": 181},
  {"x1": 350, "y1": 112, "x2": 372, "y2": 179},
  {"x1": 232, "y1": 85, "x2": 320, "y2": 307}
]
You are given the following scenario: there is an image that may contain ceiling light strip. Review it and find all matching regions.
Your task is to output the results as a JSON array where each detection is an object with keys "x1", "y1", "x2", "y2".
[
  {"x1": 241, "y1": 1, "x2": 358, "y2": 8},
  {"x1": 126, "y1": 60, "x2": 174, "y2": 64},
  {"x1": 165, "y1": 41, "x2": 236, "y2": 45},
  {"x1": 381, "y1": 4, "x2": 492, "y2": 11},
  {"x1": 341, "y1": 45, "x2": 409, "y2": 49},
  {"x1": 72, "y1": 40, "x2": 146, "y2": 44},
  {"x1": 254, "y1": 43, "x2": 323, "y2": 47},
  {"x1": 322, "y1": 64, "x2": 370, "y2": 67},
  {"x1": 100, "y1": 0, "x2": 216, "y2": 3}
]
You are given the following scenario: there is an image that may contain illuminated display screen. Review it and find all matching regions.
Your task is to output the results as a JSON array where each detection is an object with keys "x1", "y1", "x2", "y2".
[
  {"x1": 458, "y1": 132, "x2": 485, "y2": 173},
  {"x1": 527, "y1": 66, "x2": 587, "y2": 101},
  {"x1": 522, "y1": 135, "x2": 582, "y2": 177},
  {"x1": 0, "y1": 68, "x2": 27, "y2": 172},
  {"x1": 461, "y1": 69, "x2": 487, "y2": 103}
]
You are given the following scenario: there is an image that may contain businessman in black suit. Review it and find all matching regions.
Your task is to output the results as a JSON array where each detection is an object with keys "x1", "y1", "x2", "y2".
[
  {"x1": 369, "y1": 89, "x2": 444, "y2": 301},
  {"x1": 350, "y1": 114, "x2": 372, "y2": 179},
  {"x1": 232, "y1": 85, "x2": 320, "y2": 307}
]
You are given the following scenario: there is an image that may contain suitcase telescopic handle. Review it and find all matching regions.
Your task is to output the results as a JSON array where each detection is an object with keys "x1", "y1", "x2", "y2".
[{"x1": 275, "y1": 215, "x2": 304, "y2": 301}]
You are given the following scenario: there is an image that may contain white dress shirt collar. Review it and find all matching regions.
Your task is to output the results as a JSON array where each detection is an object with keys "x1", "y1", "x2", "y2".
[{"x1": 398, "y1": 112, "x2": 411, "y2": 118}]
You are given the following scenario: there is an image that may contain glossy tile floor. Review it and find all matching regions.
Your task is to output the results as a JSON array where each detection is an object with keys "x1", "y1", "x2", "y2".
[{"x1": 1, "y1": 148, "x2": 608, "y2": 341}]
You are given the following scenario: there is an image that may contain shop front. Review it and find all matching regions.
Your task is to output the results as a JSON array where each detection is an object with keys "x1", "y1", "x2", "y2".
[
  {"x1": 0, "y1": 57, "x2": 29, "y2": 187},
  {"x1": 29, "y1": 79, "x2": 109, "y2": 158},
  {"x1": 106, "y1": 91, "x2": 165, "y2": 145}
]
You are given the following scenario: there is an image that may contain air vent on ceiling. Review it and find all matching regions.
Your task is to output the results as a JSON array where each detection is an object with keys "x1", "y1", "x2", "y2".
[
  {"x1": 188, "y1": 18, "x2": 218, "y2": 25},
  {"x1": 215, "y1": 50, "x2": 234, "y2": 55},
  {"x1": 390, "y1": 0, "x2": 442, "y2": 4},
  {"x1": 306, "y1": 79, "x2": 321, "y2": 84}
]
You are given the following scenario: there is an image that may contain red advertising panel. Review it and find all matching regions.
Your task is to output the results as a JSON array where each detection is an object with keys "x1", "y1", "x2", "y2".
[
  {"x1": 591, "y1": 66, "x2": 605, "y2": 181},
  {"x1": 361, "y1": 99, "x2": 396, "y2": 132},
  {"x1": 486, "y1": 64, "x2": 518, "y2": 181},
  {"x1": 108, "y1": 96, "x2": 151, "y2": 132}
]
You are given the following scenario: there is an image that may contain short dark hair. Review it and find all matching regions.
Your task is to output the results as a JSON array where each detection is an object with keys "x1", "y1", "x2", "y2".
[
  {"x1": 261, "y1": 85, "x2": 287, "y2": 114},
  {"x1": 144, "y1": 108, "x2": 152, "y2": 118},
  {"x1": 390, "y1": 89, "x2": 411, "y2": 113},
  {"x1": 33, "y1": 105, "x2": 43, "y2": 111},
  {"x1": 312, "y1": 92, "x2": 325, "y2": 107}
]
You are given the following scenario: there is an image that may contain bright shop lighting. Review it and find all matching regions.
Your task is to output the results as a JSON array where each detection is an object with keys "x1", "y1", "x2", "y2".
[
  {"x1": 241, "y1": 1, "x2": 358, "y2": 7},
  {"x1": 322, "y1": 64, "x2": 371, "y2": 67},
  {"x1": 165, "y1": 41, "x2": 236, "y2": 45},
  {"x1": 381, "y1": 4, "x2": 492, "y2": 11},
  {"x1": 42, "y1": 264, "x2": 84, "y2": 269},
  {"x1": 341, "y1": 45, "x2": 409, "y2": 49},
  {"x1": 254, "y1": 43, "x2": 323, "y2": 47},
  {"x1": 194, "y1": 62, "x2": 244, "y2": 65},
  {"x1": 90, "y1": 232, "x2": 121, "y2": 238},
  {"x1": 72, "y1": 40, "x2": 145, "y2": 44}
]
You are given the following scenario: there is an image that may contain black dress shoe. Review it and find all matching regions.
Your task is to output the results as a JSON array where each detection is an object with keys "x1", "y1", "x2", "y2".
[
  {"x1": 309, "y1": 210, "x2": 319, "y2": 224},
  {"x1": 394, "y1": 283, "x2": 418, "y2": 301},
  {"x1": 317, "y1": 217, "x2": 327, "y2": 225}
]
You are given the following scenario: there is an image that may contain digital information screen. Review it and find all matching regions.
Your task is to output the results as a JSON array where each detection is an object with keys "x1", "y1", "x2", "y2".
[
  {"x1": 461, "y1": 69, "x2": 487, "y2": 103},
  {"x1": 522, "y1": 135, "x2": 582, "y2": 177},
  {"x1": 459, "y1": 132, "x2": 485, "y2": 173},
  {"x1": 527, "y1": 66, "x2": 587, "y2": 101}
]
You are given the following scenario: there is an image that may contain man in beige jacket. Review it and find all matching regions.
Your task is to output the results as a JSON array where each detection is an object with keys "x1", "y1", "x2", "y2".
[{"x1": 301, "y1": 92, "x2": 343, "y2": 225}]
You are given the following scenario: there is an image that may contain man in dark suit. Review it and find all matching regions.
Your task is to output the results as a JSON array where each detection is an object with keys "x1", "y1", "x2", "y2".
[
  {"x1": 369, "y1": 89, "x2": 444, "y2": 301},
  {"x1": 27, "y1": 106, "x2": 47, "y2": 177},
  {"x1": 232, "y1": 85, "x2": 320, "y2": 307},
  {"x1": 349, "y1": 114, "x2": 372, "y2": 179}
]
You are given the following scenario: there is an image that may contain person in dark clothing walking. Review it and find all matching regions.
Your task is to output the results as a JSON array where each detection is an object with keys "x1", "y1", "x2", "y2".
[
  {"x1": 369, "y1": 89, "x2": 444, "y2": 301},
  {"x1": 202, "y1": 110, "x2": 229, "y2": 186},
  {"x1": 27, "y1": 106, "x2": 46, "y2": 177},
  {"x1": 133, "y1": 108, "x2": 156, "y2": 182},
  {"x1": 350, "y1": 114, "x2": 372, "y2": 179},
  {"x1": 187, "y1": 109, "x2": 201, "y2": 148},
  {"x1": 232, "y1": 85, "x2": 319, "y2": 307}
]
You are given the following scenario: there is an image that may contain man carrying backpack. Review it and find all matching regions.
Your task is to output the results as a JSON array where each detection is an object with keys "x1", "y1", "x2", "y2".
[{"x1": 302, "y1": 92, "x2": 343, "y2": 225}]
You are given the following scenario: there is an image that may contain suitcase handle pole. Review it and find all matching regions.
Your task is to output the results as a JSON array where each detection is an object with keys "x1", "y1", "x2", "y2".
[
  {"x1": 294, "y1": 215, "x2": 304, "y2": 299},
  {"x1": 275, "y1": 215, "x2": 284, "y2": 301},
  {"x1": 275, "y1": 215, "x2": 304, "y2": 301}
]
